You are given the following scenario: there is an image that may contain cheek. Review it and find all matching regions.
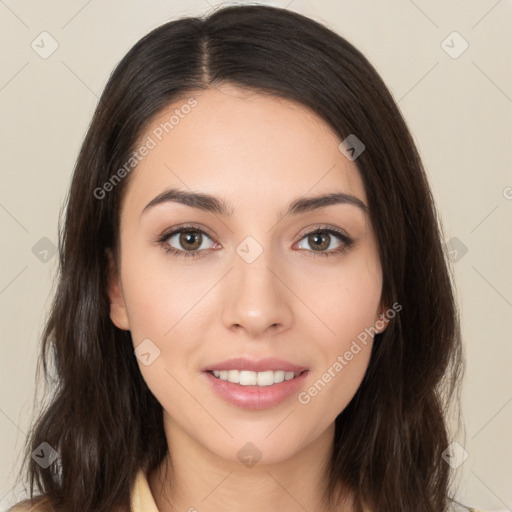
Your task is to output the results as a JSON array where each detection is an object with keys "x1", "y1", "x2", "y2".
[
  {"x1": 119, "y1": 245, "x2": 214, "y2": 400},
  {"x1": 297, "y1": 343, "x2": 372, "y2": 430},
  {"x1": 298, "y1": 247, "x2": 382, "y2": 344},
  {"x1": 119, "y1": 241, "x2": 210, "y2": 342},
  {"x1": 120, "y1": 250, "x2": 210, "y2": 415},
  {"x1": 297, "y1": 269, "x2": 380, "y2": 419},
  {"x1": 294, "y1": 250, "x2": 381, "y2": 415}
]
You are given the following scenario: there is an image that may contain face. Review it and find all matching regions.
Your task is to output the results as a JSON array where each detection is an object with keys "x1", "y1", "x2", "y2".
[{"x1": 107, "y1": 84, "x2": 387, "y2": 465}]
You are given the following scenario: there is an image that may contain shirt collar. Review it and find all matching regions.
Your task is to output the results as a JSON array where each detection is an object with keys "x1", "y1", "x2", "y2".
[{"x1": 131, "y1": 469, "x2": 160, "y2": 512}]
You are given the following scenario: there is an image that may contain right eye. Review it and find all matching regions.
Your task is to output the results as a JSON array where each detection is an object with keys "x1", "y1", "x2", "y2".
[{"x1": 157, "y1": 225, "x2": 219, "y2": 258}]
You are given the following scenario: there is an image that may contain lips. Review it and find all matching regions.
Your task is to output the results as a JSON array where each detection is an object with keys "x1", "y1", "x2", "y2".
[
  {"x1": 202, "y1": 356, "x2": 308, "y2": 373},
  {"x1": 200, "y1": 356, "x2": 310, "y2": 409},
  {"x1": 203, "y1": 369, "x2": 309, "y2": 410}
]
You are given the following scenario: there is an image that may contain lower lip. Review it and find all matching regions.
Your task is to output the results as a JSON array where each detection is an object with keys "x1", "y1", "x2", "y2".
[{"x1": 203, "y1": 371, "x2": 309, "y2": 410}]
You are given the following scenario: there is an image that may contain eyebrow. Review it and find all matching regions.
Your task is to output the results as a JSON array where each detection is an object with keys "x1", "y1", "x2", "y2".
[{"x1": 141, "y1": 187, "x2": 368, "y2": 219}]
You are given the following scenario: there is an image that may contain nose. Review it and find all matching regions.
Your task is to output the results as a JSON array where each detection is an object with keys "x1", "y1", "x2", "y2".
[{"x1": 221, "y1": 245, "x2": 294, "y2": 338}]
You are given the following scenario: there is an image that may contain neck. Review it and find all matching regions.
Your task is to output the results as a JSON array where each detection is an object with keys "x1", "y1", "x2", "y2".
[{"x1": 148, "y1": 415, "x2": 356, "y2": 512}]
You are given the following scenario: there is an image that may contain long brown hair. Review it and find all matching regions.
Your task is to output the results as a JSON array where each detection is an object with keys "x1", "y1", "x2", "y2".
[{"x1": 10, "y1": 5, "x2": 464, "y2": 512}]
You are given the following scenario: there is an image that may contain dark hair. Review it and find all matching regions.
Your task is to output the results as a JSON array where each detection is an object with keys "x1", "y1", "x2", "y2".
[{"x1": 11, "y1": 4, "x2": 464, "y2": 512}]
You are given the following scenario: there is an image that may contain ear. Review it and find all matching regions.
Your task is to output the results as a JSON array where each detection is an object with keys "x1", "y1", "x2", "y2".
[
  {"x1": 374, "y1": 303, "x2": 391, "y2": 334},
  {"x1": 106, "y1": 248, "x2": 130, "y2": 330}
]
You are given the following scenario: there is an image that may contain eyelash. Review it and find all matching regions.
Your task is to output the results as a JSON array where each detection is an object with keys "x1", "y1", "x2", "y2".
[{"x1": 155, "y1": 223, "x2": 354, "y2": 259}]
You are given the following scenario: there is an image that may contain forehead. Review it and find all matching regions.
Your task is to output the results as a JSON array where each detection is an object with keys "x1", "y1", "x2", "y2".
[{"x1": 121, "y1": 84, "x2": 366, "y2": 218}]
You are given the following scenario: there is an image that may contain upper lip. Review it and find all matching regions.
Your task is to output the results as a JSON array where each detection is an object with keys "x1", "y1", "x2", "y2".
[{"x1": 202, "y1": 357, "x2": 308, "y2": 373}]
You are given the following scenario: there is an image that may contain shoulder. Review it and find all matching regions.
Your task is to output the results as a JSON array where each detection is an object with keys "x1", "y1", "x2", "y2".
[
  {"x1": 7, "y1": 500, "x2": 128, "y2": 512},
  {"x1": 7, "y1": 502, "x2": 129, "y2": 512},
  {"x1": 6, "y1": 497, "x2": 54, "y2": 512}
]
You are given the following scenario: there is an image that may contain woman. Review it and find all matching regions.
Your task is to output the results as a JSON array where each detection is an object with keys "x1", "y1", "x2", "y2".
[{"x1": 9, "y1": 4, "x2": 482, "y2": 512}]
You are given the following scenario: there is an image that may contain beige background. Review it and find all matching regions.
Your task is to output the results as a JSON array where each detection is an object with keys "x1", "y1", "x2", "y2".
[{"x1": 1, "y1": 0, "x2": 511, "y2": 510}]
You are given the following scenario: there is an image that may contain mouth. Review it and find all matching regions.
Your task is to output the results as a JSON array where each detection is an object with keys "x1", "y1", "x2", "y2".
[{"x1": 203, "y1": 368, "x2": 310, "y2": 410}]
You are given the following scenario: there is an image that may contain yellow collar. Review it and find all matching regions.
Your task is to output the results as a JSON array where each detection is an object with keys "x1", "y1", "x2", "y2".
[{"x1": 131, "y1": 469, "x2": 159, "y2": 511}]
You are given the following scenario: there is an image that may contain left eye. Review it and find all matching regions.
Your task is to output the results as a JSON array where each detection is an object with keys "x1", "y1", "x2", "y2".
[
  {"x1": 160, "y1": 227, "x2": 216, "y2": 257},
  {"x1": 295, "y1": 228, "x2": 353, "y2": 256}
]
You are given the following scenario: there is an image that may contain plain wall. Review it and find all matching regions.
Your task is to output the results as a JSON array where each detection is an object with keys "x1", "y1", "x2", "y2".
[{"x1": 1, "y1": 0, "x2": 511, "y2": 510}]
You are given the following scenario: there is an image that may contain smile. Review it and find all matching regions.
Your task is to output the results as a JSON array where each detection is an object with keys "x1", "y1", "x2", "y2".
[
  {"x1": 204, "y1": 369, "x2": 309, "y2": 410},
  {"x1": 210, "y1": 369, "x2": 302, "y2": 386}
]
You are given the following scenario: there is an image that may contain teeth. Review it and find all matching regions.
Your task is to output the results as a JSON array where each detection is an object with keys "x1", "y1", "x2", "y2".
[{"x1": 211, "y1": 369, "x2": 299, "y2": 386}]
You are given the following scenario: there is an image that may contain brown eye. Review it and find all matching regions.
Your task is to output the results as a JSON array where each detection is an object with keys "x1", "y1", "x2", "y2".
[
  {"x1": 307, "y1": 232, "x2": 330, "y2": 251},
  {"x1": 159, "y1": 226, "x2": 217, "y2": 257},
  {"x1": 295, "y1": 227, "x2": 354, "y2": 257},
  {"x1": 179, "y1": 230, "x2": 203, "y2": 251}
]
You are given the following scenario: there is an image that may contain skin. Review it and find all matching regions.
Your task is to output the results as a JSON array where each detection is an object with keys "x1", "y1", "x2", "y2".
[{"x1": 107, "y1": 83, "x2": 388, "y2": 512}]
